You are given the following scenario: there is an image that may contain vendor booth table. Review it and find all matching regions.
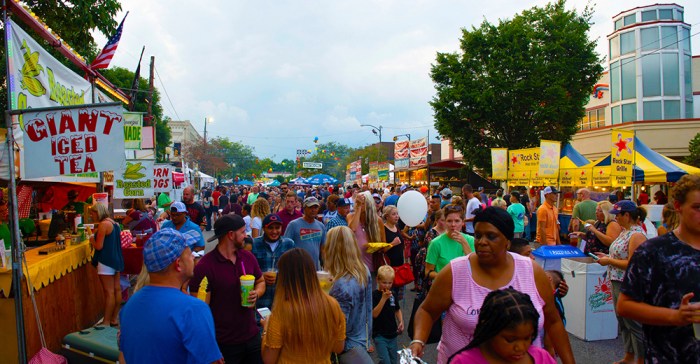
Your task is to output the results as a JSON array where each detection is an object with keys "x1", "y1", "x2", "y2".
[{"x1": 0, "y1": 241, "x2": 104, "y2": 363}]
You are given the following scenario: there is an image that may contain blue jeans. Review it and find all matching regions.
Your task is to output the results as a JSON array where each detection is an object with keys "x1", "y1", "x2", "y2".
[{"x1": 373, "y1": 335, "x2": 398, "y2": 364}]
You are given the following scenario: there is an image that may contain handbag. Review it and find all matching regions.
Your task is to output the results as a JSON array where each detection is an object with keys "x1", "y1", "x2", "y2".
[
  {"x1": 407, "y1": 293, "x2": 442, "y2": 344},
  {"x1": 382, "y1": 253, "x2": 415, "y2": 288}
]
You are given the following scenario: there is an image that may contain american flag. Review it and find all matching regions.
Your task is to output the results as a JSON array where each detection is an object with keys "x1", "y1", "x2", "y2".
[{"x1": 90, "y1": 12, "x2": 128, "y2": 70}]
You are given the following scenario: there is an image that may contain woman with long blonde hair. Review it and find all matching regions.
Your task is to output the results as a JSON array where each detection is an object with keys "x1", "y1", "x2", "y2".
[
  {"x1": 250, "y1": 198, "x2": 271, "y2": 238},
  {"x1": 324, "y1": 226, "x2": 374, "y2": 363},
  {"x1": 656, "y1": 203, "x2": 679, "y2": 236},
  {"x1": 347, "y1": 190, "x2": 385, "y2": 272},
  {"x1": 261, "y1": 248, "x2": 346, "y2": 363}
]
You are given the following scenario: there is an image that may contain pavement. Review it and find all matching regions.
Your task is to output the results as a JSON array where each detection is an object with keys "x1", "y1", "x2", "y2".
[{"x1": 201, "y1": 228, "x2": 624, "y2": 364}]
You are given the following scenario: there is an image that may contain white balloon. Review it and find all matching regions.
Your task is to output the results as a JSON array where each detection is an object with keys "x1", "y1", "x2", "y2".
[{"x1": 397, "y1": 190, "x2": 428, "y2": 227}]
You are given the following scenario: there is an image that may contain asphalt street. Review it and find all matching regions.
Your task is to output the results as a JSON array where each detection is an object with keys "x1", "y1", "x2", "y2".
[{"x1": 201, "y1": 229, "x2": 624, "y2": 364}]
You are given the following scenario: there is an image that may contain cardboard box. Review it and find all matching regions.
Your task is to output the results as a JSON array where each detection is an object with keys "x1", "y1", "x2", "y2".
[{"x1": 561, "y1": 257, "x2": 618, "y2": 341}]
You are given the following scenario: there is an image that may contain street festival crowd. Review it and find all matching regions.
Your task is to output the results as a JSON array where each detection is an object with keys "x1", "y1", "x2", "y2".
[{"x1": 84, "y1": 176, "x2": 700, "y2": 363}]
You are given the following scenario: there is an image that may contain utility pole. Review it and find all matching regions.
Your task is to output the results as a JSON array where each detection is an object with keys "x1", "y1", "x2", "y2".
[{"x1": 147, "y1": 56, "x2": 154, "y2": 126}]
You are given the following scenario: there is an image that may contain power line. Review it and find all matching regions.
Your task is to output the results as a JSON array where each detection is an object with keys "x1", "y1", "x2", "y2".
[{"x1": 154, "y1": 65, "x2": 182, "y2": 120}]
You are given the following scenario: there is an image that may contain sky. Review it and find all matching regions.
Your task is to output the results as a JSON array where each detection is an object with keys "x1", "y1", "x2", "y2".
[{"x1": 94, "y1": 0, "x2": 700, "y2": 162}]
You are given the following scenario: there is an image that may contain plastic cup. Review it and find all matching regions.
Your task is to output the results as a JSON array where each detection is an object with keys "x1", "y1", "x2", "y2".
[
  {"x1": 240, "y1": 275, "x2": 256, "y2": 307},
  {"x1": 317, "y1": 271, "x2": 332, "y2": 293},
  {"x1": 692, "y1": 302, "x2": 700, "y2": 340}
]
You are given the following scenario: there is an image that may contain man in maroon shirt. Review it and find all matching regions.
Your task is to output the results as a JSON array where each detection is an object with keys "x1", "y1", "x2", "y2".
[
  {"x1": 276, "y1": 191, "x2": 301, "y2": 234},
  {"x1": 189, "y1": 214, "x2": 265, "y2": 364}
]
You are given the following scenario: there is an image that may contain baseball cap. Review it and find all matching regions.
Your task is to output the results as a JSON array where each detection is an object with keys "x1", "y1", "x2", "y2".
[
  {"x1": 303, "y1": 196, "x2": 320, "y2": 207},
  {"x1": 336, "y1": 198, "x2": 351, "y2": 207},
  {"x1": 207, "y1": 214, "x2": 246, "y2": 242},
  {"x1": 143, "y1": 228, "x2": 188, "y2": 273},
  {"x1": 610, "y1": 200, "x2": 636, "y2": 214},
  {"x1": 419, "y1": 186, "x2": 429, "y2": 193},
  {"x1": 431, "y1": 193, "x2": 441, "y2": 199},
  {"x1": 542, "y1": 186, "x2": 560, "y2": 195},
  {"x1": 258, "y1": 192, "x2": 269, "y2": 200},
  {"x1": 372, "y1": 193, "x2": 382, "y2": 201},
  {"x1": 440, "y1": 188, "x2": 453, "y2": 197},
  {"x1": 262, "y1": 214, "x2": 283, "y2": 228},
  {"x1": 170, "y1": 201, "x2": 187, "y2": 213},
  {"x1": 399, "y1": 185, "x2": 409, "y2": 192}
]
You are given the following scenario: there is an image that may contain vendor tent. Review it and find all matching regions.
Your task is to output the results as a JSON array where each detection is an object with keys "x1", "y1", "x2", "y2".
[
  {"x1": 265, "y1": 180, "x2": 281, "y2": 187},
  {"x1": 197, "y1": 171, "x2": 215, "y2": 184},
  {"x1": 588, "y1": 136, "x2": 700, "y2": 183},
  {"x1": 235, "y1": 179, "x2": 254, "y2": 186},
  {"x1": 306, "y1": 174, "x2": 338, "y2": 185},
  {"x1": 560, "y1": 143, "x2": 590, "y2": 168}
]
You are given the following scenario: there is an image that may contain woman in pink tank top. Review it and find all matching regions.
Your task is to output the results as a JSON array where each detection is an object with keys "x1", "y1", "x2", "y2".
[
  {"x1": 347, "y1": 191, "x2": 385, "y2": 272},
  {"x1": 408, "y1": 207, "x2": 574, "y2": 364}
]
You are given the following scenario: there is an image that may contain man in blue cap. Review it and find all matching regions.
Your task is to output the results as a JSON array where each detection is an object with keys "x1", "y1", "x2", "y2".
[
  {"x1": 119, "y1": 228, "x2": 223, "y2": 363},
  {"x1": 251, "y1": 214, "x2": 295, "y2": 309}
]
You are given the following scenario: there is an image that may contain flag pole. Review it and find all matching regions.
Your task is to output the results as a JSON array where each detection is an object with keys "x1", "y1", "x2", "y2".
[{"x1": 3, "y1": 3, "x2": 28, "y2": 362}]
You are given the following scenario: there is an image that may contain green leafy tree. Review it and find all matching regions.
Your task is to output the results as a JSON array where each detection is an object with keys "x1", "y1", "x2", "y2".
[
  {"x1": 431, "y1": 0, "x2": 603, "y2": 170},
  {"x1": 101, "y1": 67, "x2": 172, "y2": 162},
  {"x1": 685, "y1": 132, "x2": 700, "y2": 168},
  {"x1": 298, "y1": 142, "x2": 355, "y2": 179},
  {"x1": 206, "y1": 137, "x2": 258, "y2": 180},
  {"x1": 0, "y1": 0, "x2": 122, "y2": 116},
  {"x1": 340, "y1": 144, "x2": 384, "y2": 176}
]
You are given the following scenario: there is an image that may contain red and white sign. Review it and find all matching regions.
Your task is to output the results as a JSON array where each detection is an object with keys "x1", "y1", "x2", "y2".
[
  {"x1": 153, "y1": 164, "x2": 173, "y2": 192},
  {"x1": 19, "y1": 104, "x2": 125, "y2": 179}
]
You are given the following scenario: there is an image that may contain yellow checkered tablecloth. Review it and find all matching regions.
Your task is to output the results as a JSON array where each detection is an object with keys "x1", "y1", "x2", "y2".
[{"x1": 0, "y1": 241, "x2": 92, "y2": 296}]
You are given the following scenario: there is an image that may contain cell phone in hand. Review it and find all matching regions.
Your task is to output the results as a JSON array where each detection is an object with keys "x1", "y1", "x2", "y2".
[
  {"x1": 587, "y1": 252, "x2": 600, "y2": 261},
  {"x1": 257, "y1": 307, "x2": 271, "y2": 319}
]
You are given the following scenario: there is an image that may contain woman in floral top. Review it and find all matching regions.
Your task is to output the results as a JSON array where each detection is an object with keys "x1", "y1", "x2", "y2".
[
  {"x1": 595, "y1": 200, "x2": 647, "y2": 364},
  {"x1": 415, "y1": 210, "x2": 446, "y2": 298}
]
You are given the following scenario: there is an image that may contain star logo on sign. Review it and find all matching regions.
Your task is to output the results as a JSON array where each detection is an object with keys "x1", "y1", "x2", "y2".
[
  {"x1": 511, "y1": 156, "x2": 518, "y2": 164},
  {"x1": 614, "y1": 133, "x2": 633, "y2": 157},
  {"x1": 581, "y1": 170, "x2": 586, "y2": 175},
  {"x1": 599, "y1": 170, "x2": 604, "y2": 175},
  {"x1": 565, "y1": 171, "x2": 569, "y2": 176}
]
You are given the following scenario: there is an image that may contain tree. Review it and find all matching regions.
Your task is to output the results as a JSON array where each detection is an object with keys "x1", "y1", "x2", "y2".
[
  {"x1": 0, "y1": 1, "x2": 122, "y2": 115},
  {"x1": 101, "y1": 67, "x2": 172, "y2": 162},
  {"x1": 685, "y1": 132, "x2": 700, "y2": 168},
  {"x1": 430, "y1": 0, "x2": 603, "y2": 170},
  {"x1": 297, "y1": 142, "x2": 355, "y2": 179}
]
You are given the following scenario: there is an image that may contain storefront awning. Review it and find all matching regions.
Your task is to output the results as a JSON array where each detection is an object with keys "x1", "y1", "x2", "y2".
[{"x1": 429, "y1": 160, "x2": 465, "y2": 169}]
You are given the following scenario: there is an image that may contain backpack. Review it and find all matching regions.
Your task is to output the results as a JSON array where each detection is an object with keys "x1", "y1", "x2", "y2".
[{"x1": 202, "y1": 197, "x2": 211, "y2": 209}]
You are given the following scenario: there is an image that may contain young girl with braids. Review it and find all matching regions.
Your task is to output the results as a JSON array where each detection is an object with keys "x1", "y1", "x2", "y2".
[{"x1": 448, "y1": 288, "x2": 556, "y2": 364}]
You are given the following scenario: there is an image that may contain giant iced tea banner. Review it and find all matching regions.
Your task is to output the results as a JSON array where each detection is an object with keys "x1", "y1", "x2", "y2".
[{"x1": 20, "y1": 104, "x2": 126, "y2": 179}]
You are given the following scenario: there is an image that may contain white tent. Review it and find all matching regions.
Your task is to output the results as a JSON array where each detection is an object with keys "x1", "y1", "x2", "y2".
[{"x1": 197, "y1": 171, "x2": 215, "y2": 184}]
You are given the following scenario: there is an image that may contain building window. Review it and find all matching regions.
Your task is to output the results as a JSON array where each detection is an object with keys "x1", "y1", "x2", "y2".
[
  {"x1": 661, "y1": 26, "x2": 678, "y2": 49},
  {"x1": 579, "y1": 109, "x2": 606, "y2": 130},
  {"x1": 611, "y1": 60, "x2": 620, "y2": 103},
  {"x1": 684, "y1": 55, "x2": 692, "y2": 100},
  {"x1": 610, "y1": 36, "x2": 620, "y2": 59},
  {"x1": 611, "y1": 106, "x2": 621, "y2": 125},
  {"x1": 642, "y1": 53, "x2": 661, "y2": 97},
  {"x1": 665, "y1": 100, "x2": 680, "y2": 119},
  {"x1": 621, "y1": 58, "x2": 636, "y2": 100},
  {"x1": 659, "y1": 9, "x2": 673, "y2": 20},
  {"x1": 624, "y1": 14, "x2": 636, "y2": 26},
  {"x1": 641, "y1": 10, "x2": 657, "y2": 22},
  {"x1": 620, "y1": 31, "x2": 635, "y2": 55},
  {"x1": 662, "y1": 53, "x2": 679, "y2": 96},
  {"x1": 615, "y1": 18, "x2": 623, "y2": 31},
  {"x1": 686, "y1": 101, "x2": 694, "y2": 118},
  {"x1": 643, "y1": 101, "x2": 662, "y2": 120},
  {"x1": 641, "y1": 28, "x2": 659, "y2": 51},
  {"x1": 682, "y1": 28, "x2": 691, "y2": 52},
  {"x1": 622, "y1": 103, "x2": 637, "y2": 122},
  {"x1": 674, "y1": 9, "x2": 683, "y2": 21}
]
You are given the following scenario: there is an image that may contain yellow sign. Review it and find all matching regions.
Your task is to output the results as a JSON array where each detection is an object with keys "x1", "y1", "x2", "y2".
[
  {"x1": 491, "y1": 148, "x2": 508, "y2": 180},
  {"x1": 560, "y1": 168, "x2": 592, "y2": 187},
  {"x1": 530, "y1": 171, "x2": 557, "y2": 187},
  {"x1": 538, "y1": 140, "x2": 561, "y2": 177},
  {"x1": 509, "y1": 148, "x2": 539, "y2": 171},
  {"x1": 592, "y1": 166, "x2": 611, "y2": 186},
  {"x1": 611, "y1": 129, "x2": 634, "y2": 179},
  {"x1": 507, "y1": 170, "x2": 531, "y2": 186}
]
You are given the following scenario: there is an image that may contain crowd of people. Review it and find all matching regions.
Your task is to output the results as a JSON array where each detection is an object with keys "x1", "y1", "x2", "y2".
[{"x1": 84, "y1": 176, "x2": 699, "y2": 364}]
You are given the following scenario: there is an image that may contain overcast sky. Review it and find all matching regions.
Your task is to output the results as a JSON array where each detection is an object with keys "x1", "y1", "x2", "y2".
[{"x1": 95, "y1": 1, "x2": 699, "y2": 161}]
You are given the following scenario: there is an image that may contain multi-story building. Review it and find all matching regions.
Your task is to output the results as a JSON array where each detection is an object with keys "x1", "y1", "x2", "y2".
[
  {"x1": 442, "y1": 3, "x2": 699, "y2": 163},
  {"x1": 167, "y1": 120, "x2": 202, "y2": 163}
]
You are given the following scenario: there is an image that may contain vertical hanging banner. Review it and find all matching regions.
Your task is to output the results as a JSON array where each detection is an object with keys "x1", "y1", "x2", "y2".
[
  {"x1": 538, "y1": 140, "x2": 561, "y2": 178},
  {"x1": 508, "y1": 148, "x2": 540, "y2": 171},
  {"x1": 19, "y1": 104, "x2": 126, "y2": 179},
  {"x1": 123, "y1": 112, "x2": 143, "y2": 149},
  {"x1": 153, "y1": 164, "x2": 173, "y2": 193},
  {"x1": 409, "y1": 137, "x2": 428, "y2": 168},
  {"x1": 491, "y1": 148, "x2": 508, "y2": 180},
  {"x1": 114, "y1": 159, "x2": 155, "y2": 198},
  {"x1": 378, "y1": 162, "x2": 390, "y2": 181},
  {"x1": 611, "y1": 130, "x2": 634, "y2": 185},
  {"x1": 394, "y1": 140, "x2": 409, "y2": 170}
]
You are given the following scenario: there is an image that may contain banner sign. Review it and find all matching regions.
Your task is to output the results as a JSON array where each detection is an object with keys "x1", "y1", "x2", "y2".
[
  {"x1": 507, "y1": 170, "x2": 531, "y2": 186},
  {"x1": 530, "y1": 171, "x2": 557, "y2": 187},
  {"x1": 409, "y1": 137, "x2": 428, "y2": 168},
  {"x1": 491, "y1": 148, "x2": 508, "y2": 180},
  {"x1": 394, "y1": 140, "x2": 410, "y2": 169},
  {"x1": 560, "y1": 168, "x2": 591, "y2": 187},
  {"x1": 539, "y1": 140, "x2": 561, "y2": 177},
  {"x1": 410, "y1": 156, "x2": 427, "y2": 167},
  {"x1": 123, "y1": 112, "x2": 143, "y2": 149},
  {"x1": 509, "y1": 148, "x2": 540, "y2": 171},
  {"x1": 153, "y1": 164, "x2": 172, "y2": 193},
  {"x1": 369, "y1": 162, "x2": 378, "y2": 183},
  {"x1": 114, "y1": 159, "x2": 155, "y2": 198},
  {"x1": 302, "y1": 162, "x2": 323, "y2": 169},
  {"x1": 378, "y1": 161, "x2": 390, "y2": 181},
  {"x1": 395, "y1": 158, "x2": 409, "y2": 169},
  {"x1": 611, "y1": 129, "x2": 634, "y2": 185},
  {"x1": 592, "y1": 166, "x2": 611, "y2": 186},
  {"x1": 19, "y1": 104, "x2": 125, "y2": 179}
]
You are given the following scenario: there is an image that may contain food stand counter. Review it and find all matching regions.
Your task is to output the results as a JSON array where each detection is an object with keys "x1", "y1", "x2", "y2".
[{"x1": 0, "y1": 240, "x2": 104, "y2": 363}]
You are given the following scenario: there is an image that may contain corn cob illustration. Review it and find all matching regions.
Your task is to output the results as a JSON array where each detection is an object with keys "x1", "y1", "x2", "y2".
[
  {"x1": 19, "y1": 40, "x2": 46, "y2": 97},
  {"x1": 123, "y1": 162, "x2": 146, "y2": 180}
]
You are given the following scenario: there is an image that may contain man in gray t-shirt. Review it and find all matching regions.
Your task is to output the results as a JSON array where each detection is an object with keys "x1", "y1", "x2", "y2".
[
  {"x1": 284, "y1": 196, "x2": 327, "y2": 269},
  {"x1": 462, "y1": 184, "x2": 481, "y2": 234}
]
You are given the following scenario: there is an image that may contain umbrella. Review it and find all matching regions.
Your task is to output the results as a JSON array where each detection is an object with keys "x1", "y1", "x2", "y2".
[
  {"x1": 290, "y1": 177, "x2": 308, "y2": 184},
  {"x1": 265, "y1": 180, "x2": 281, "y2": 187},
  {"x1": 306, "y1": 174, "x2": 338, "y2": 185},
  {"x1": 235, "y1": 179, "x2": 254, "y2": 186}
]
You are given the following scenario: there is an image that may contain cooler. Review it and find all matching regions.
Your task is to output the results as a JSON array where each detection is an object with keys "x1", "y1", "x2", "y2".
[
  {"x1": 531, "y1": 245, "x2": 586, "y2": 271},
  {"x1": 561, "y1": 257, "x2": 618, "y2": 341},
  {"x1": 61, "y1": 326, "x2": 120, "y2": 363}
]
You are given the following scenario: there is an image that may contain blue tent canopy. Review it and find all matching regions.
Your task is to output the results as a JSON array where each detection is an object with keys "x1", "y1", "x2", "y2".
[
  {"x1": 235, "y1": 180, "x2": 254, "y2": 186},
  {"x1": 560, "y1": 143, "x2": 590, "y2": 168},
  {"x1": 306, "y1": 174, "x2": 338, "y2": 185}
]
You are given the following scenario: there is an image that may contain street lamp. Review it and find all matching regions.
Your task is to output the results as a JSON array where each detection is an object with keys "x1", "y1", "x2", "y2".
[
  {"x1": 360, "y1": 124, "x2": 382, "y2": 144},
  {"x1": 392, "y1": 134, "x2": 410, "y2": 142},
  {"x1": 204, "y1": 116, "x2": 214, "y2": 143}
]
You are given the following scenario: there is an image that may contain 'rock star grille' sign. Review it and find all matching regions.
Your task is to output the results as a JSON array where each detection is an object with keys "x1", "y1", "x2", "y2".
[{"x1": 20, "y1": 104, "x2": 126, "y2": 179}]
